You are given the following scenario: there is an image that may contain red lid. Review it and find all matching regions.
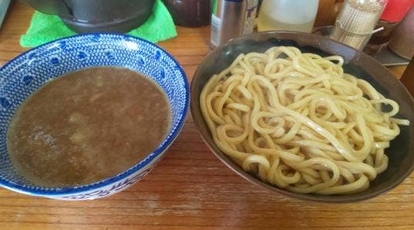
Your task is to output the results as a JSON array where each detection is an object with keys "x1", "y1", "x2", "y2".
[{"x1": 381, "y1": 0, "x2": 414, "y2": 22}]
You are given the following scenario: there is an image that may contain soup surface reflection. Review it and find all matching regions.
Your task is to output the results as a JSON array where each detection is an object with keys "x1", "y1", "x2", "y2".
[{"x1": 7, "y1": 67, "x2": 171, "y2": 187}]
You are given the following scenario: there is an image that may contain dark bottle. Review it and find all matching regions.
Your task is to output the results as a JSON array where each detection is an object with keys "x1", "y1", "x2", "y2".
[
  {"x1": 363, "y1": 0, "x2": 413, "y2": 55},
  {"x1": 162, "y1": 0, "x2": 211, "y2": 27}
]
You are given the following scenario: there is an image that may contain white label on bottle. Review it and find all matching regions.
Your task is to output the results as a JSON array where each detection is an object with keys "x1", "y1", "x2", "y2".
[{"x1": 210, "y1": 14, "x2": 221, "y2": 47}]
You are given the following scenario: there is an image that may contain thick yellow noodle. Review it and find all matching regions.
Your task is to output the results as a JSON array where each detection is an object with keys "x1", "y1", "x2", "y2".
[{"x1": 200, "y1": 46, "x2": 410, "y2": 195}]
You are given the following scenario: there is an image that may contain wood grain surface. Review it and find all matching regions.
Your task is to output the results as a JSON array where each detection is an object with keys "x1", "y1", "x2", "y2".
[{"x1": 0, "y1": 1, "x2": 412, "y2": 229}]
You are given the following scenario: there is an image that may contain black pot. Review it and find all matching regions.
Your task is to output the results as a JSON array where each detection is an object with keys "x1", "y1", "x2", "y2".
[{"x1": 21, "y1": 0, "x2": 155, "y2": 33}]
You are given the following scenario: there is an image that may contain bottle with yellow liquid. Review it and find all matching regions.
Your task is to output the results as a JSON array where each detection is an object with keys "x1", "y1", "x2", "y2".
[{"x1": 257, "y1": 0, "x2": 319, "y2": 33}]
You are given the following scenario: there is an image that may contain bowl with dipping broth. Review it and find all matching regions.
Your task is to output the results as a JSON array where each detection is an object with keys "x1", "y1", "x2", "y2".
[
  {"x1": 191, "y1": 31, "x2": 414, "y2": 202},
  {"x1": 0, "y1": 34, "x2": 189, "y2": 200}
]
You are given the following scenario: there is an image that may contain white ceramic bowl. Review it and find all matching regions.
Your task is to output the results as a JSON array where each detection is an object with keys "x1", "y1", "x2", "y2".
[{"x1": 0, "y1": 34, "x2": 189, "y2": 200}]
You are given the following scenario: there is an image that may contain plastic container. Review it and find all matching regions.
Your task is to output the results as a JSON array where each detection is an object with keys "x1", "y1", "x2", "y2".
[{"x1": 257, "y1": 0, "x2": 319, "y2": 33}]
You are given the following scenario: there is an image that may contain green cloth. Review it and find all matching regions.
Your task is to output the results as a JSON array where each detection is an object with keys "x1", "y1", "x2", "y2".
[{"x1": 20, "y1": 0, "x2": 177, "y2": 47}]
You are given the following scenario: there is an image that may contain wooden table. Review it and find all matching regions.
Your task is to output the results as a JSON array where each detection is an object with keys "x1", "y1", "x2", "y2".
[{"x1": 0, "y1": 2, "x2": 412, "y2": 229}]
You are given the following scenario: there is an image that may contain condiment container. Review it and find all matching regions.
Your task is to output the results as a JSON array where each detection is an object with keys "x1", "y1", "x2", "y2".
[
  {"x1": 388, "y1": 4, "x2": 414, "y2": 60},
  {"x1": 364, "y1": 0, "x2": 413, "y2": 55},
  {"x1": 257, "y1": 0, "x2": 319, "y2": 33},
  {"x1": 162, "y1": 0, "x2": 211, "y2": 27},
  {"x1": 210, "y1": 0, "x2": 259, "y2": 48},
  {"x1": 330, "y1": 0, "x2": 387, "y2": 50}
]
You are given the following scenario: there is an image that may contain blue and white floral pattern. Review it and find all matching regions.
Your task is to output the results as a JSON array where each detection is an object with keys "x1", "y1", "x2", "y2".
[{"x1": 0, "y1": 34, "x2": 189, "y2": 200}]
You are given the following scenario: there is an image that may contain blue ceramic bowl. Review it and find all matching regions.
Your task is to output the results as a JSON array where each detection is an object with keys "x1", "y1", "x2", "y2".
[{"x1": 0, "y1": 34, "x2": 189, "y2": 200}]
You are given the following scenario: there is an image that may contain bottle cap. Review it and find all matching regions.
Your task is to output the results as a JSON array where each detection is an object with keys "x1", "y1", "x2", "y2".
[{"x1": 381, "y1": 0, "x2": 413, "y2": 22}]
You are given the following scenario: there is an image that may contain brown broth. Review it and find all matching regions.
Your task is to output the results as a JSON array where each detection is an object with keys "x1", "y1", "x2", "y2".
[{"x1": 7, "y1": 67, "x2": 171, "y2": 187}]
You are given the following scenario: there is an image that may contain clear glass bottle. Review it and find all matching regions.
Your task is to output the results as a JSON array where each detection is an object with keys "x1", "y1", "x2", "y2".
[{"x1": 257, "y1": 0, "x2": 319, "y2": 33}]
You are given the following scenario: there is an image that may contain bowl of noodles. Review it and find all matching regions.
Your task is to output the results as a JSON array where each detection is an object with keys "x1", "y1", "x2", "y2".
[{"x1": 190, "y1": 31, "x2": 414, "y2": 202}]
